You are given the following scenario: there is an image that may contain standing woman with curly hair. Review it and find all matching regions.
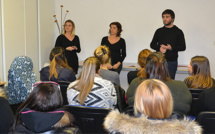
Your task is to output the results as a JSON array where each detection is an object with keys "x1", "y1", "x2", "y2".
[{"x1": 101, "y1": 22, "x2": 126, "y2": 74}]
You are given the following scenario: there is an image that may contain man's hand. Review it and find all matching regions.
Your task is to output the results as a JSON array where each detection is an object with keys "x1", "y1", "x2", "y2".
[
  {"x1": 166, "y1": 44, "x2": 172, "y2": 50},
  {"x1": 160, "y1": 44, "x2": 167, "y2": 53}
]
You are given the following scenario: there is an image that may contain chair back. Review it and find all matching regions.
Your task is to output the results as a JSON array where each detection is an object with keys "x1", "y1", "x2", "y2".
[
  {"x1": 189, "y1": 88, "x2": 204, "y2": 98},
  {"x1": 10, "y1": 102, "x2": 23, "y2": 114},
  {"x1": 114, "y1": 85, "x2": 128, "y2": 112},
  {"x1": 64, "y1": 105, "x2": 110, "y2": 133},
  {"x1": 123, "y1": 105, "x2": 134, "y2": 116},
  {"x1": 57, "y1": 81, "x2": 70, "y2": 105},
  {"x1": 196, "y1": 111, "x2": 215, "y2": 134},
  {"x1": 188, "y1": 88, "x2": 204, "y2": 116}
]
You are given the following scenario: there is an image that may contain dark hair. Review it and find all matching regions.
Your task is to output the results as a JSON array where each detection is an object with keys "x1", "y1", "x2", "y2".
[
  {"x1": 49, "y1": 47, "x2": 73, "y2": 79},
  {"x1": 109, "y1": 22, "x2": 123, "y2": 37},
  {"x1": 162, "y1": 9, "x2": 175, "y2": 20},
  {"x1": 12, "y1": 82, "x2": 63, "y2": 131},
  {"x1": 145, "y1": 52, "x2": 170, "y2": 81},
  {"x1": 191, "y1": 56, "x2": 211, "y2": 75}
]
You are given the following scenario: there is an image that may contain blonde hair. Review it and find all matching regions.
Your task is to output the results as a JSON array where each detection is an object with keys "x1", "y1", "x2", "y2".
[
  {"x1": 94, "y1": 46, "x2": 110, "y2": 64},
  {"x1": 134, "y1": 79, "x2": 173, "y2": 119},
  {"x1": 0, "y1": 87, "x2": 7, "y2": 99},
  {"x1": 69, "y1": 57, "x2": 100, "y2": 105},
  {"x1": 63, "y1": 20, "x2": 75, "y2": 36},
  {"x1": 137, "y1": 49, "x2": 152, "y2": 78},
  {"x1": 49, "y1": 47, "x2": 72, "y2": 80}
]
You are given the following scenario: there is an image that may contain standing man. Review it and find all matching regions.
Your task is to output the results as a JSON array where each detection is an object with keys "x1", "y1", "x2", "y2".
[{"x1": 150, "y1": 9, "x2": 186, "y2": 79}]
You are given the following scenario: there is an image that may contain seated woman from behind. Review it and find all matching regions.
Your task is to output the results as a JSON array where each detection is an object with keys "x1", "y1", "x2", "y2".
[
  {"x1": 127, "y1": 49, "x2": 151, "y2": 84},
  {"x1": 7, "y1": 56, "x2": 37, "y2": 104},
  {"x1": 104, "y1": 79, "x2": 202, "y2": 134},
  {"x1": 11, "y1": 81, "x2": 79, "y2": 133},
  {"x1": 184, "y1": 56, "x2": 215, "y2": 89},
  {"x1": 40, "y1": 47, "x2": 76, "y2": 82},
  {"x1": 94, "y1": 46, "x2": 120, "y2": 86},
  {"x1": 126, "y1": 52, "x2": 192, "y2": 115},
  {"x1": 67, "y1": 57, "x2": 117, "y2": 109}
]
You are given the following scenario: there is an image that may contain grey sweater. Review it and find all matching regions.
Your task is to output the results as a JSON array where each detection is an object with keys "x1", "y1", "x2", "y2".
[{"x1": 100, "y1": 69, "x2": 120, "y2": 86}]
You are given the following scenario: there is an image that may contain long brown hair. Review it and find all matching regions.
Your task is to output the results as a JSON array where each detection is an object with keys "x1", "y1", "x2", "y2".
[
  {"x1": 49, "y1": 47, "x2": 72, "y2": 80},
  {"x1": 69, "y1": 57, "x2": 100, "y2": 105},
  {"x1": 12, "y1": 82, "x2": 63, "y2": 131},
  {"x1": 144, "y1": 52, "x2": 171, "y2": 82},
  {"x1": 134, "y1": 79, "x2": 173, "y2": 119},
  {"x1": 185, "y1": 56, "x2": 213, "y2": 89},
  {"x1": 137, "y1": 49, "x2": 152, "y2": 78}
]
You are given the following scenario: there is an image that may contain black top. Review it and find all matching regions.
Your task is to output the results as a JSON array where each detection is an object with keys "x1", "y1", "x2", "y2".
[
  {"x1": 198, "y1": 87, "x2": 215, "y2": 113},
  {"x1": 101, "y1": 36, "x2": 126, "y2": 65},
  {"x1": 0, "y1": 97, "x2": 14, "y2": 133},
  {"x1": 13, "y1": 108, "x2": 81, "y2": 133},
  {"x1": 150, "y1": 25, "x2": 186, "y2": 61},
  {"x1": 55, "y1": 34, "x2": 81, "y2": 74},
  {"x1": 40, "y1": 66, "x2": 76, "y2": 82}
]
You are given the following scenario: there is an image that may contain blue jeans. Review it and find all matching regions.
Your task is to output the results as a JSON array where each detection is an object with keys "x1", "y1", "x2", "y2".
[{"x1": 168, "y1": 61, "x2": 178, "y2": 80}]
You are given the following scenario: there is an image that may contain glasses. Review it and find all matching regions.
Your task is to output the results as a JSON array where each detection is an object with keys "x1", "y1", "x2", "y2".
[{"x1": 33, "y1": 81, "x2": 60, "y2": 90}]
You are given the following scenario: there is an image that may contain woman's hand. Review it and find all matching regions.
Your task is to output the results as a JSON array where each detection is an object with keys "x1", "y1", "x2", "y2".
[
  {"x1": 66, "y1": 46, "x2": 77, "y2": 51},
  {"x1": 72, "y1": 46, "x2": 78, "y2": 50},
  {"x1": 112, "y1": 62, "x2": 121, "y2": 69}
]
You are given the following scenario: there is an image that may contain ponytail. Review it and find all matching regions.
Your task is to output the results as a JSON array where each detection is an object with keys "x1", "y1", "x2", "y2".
[{"x1": 49, "y1": 51, "x2": 65, "y2": 80}]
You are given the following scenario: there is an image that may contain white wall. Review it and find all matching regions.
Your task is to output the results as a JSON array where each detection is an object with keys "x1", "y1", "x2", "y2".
[
  {"x1": 0, "y1": 0, "x2": 54, "y2": 82},
  {"x1": 39, "y1": 0, "x2": 55, "y2": 70},
  {"x1": 54, "y1": 0, "x2": 215, "y2": 78},
  {"x1": 0, "y1": 0, "x2": 3, "y2": 81}
]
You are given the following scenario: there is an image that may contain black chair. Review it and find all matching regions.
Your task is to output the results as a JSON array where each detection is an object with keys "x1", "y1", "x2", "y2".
[
  {"x1": 123, "y1": 105, "x2": 184, "y2": 119},
  {"x1": 64, "y1": 105, "x2": 110, "y2": 133},
  {"x1": 123, "y1": 105, "x2": 134, "y2": 116},
  {"x1": 10, "y1": 102, "x2": 23, "y2": 114},
  {"x1": 188, "y1": 88, "x2": 204, "y2": 116},
  {"x1": 57, "y1": 81, "x2": 70, "y2": 105},
  {"x1": 196, "y1": 111, "x2": 215, "y2": 134},
  {"x1": 127, "y1": 70, "x2": 138, "y2": 85},
  {"x1": 114, "y1": 85, "x2": 128, "y2": 112}
]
